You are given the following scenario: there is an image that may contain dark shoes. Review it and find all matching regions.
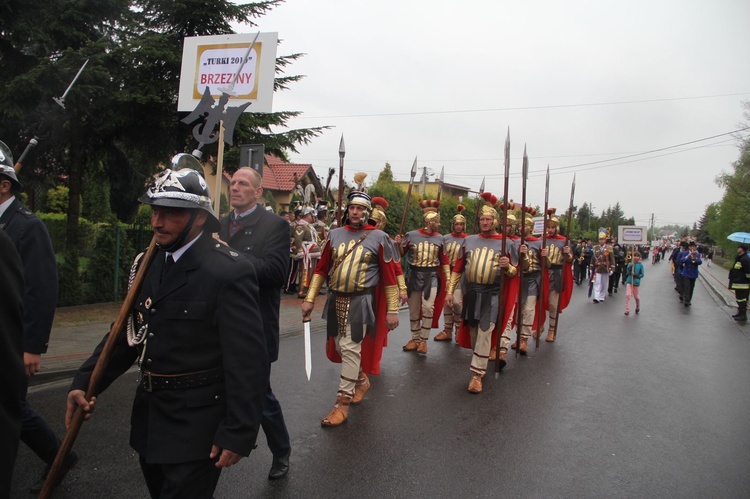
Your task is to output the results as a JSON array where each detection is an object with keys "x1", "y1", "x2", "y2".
[
  {"x1": 636, "y1": 308, "x2": 640, "y2": 314},
  {"x1": 30, "y1": 450, "x2": 79, "y2": 494},
  {"x1": 268, "y1": 450, "x2": 291, "y2": 480},
  {"x1": 734, "y1": 315, "x2": 748, "y2": 322},
  {"x1": 593, "y1": 299, "x2": 599, "y2": 304}
]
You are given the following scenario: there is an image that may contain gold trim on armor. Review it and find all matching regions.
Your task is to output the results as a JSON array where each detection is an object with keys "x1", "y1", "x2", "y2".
[
  {"x1": 447, "y1": 271, "x2": 462, "y2": 296},
  {"x1": 397, "y1": 274, "x2": 407, "y2": 295},
  {"x1": 304, "y1": 274, "x2": 325, "y2": 303},
  {"x1": 412, "y1": 241, "x2": 441, "y2": 267},
  {"x1": 505, "y1": 265, "x2": 518, "y2": 278},
  {"x1": 384, "y1": 285, "x2": 400, "y2": 312}
]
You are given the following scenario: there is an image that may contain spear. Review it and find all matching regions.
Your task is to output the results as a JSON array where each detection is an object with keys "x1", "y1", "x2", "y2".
[
  {"x1": 514, "y1": 145, "x2": 528, "y2": 358},
  {"x1": 494, "y1": 128, "x2": 511, "y2": 376},
  {"x1": 14, "y1": 59, "x2": 89, "y2": 173},
  {"x1": 535, "y1": 165, "x2": 550, "y2": 349},
  {"x1": 398, "y1": 157, "x2": 418, "y2": 236},
  {"x1": 336, "y1": 135, "x2": 345, "y2": 227},
  {"x1": 551, "y1": 174, "x2": 576, "y2": 338},
  {"x1": 472, "y1": 176, "x2": 486, "y2": 234},
  {"x1": 436, "y1": 166, "x2": 444, "y2": 202}
]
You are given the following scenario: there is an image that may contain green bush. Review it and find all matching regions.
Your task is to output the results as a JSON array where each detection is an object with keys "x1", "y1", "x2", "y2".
[
  {"x1": 38, "y1": 213, "x2": 98, "y2": 257},
  {"x1": 84, "y1": 224, "x2": 137, "y2": 303},
  {"x1": 58, "y1": 250, "x2": 83, "y2": 307}
]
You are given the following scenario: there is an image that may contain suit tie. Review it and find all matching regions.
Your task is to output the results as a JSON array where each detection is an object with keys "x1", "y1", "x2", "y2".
[
  {"x1": 229, "y1": 218, "x2": 242, "y2": 238},
  {"x1": 161, "y1": 254, "x2": 175, "y2": 283}
]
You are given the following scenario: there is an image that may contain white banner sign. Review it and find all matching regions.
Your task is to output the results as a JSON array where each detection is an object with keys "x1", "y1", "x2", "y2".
[
  {"x1": 178, "y1": 33, "x2": 278, "y2": 113},
  {"x1": 532, "y1": 217, "x2": 545, "y2": 235},
  {"x1": 618, "y1": 225, "x2": 648, "y2": 245}
]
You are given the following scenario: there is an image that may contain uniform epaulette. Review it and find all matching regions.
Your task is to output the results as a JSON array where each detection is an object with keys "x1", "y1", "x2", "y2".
[{"x1": 211, "y1": 241, "x2": 242, "y2": 260}]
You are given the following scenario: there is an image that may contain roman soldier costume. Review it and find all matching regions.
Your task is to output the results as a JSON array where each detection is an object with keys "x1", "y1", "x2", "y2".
[
  {"x1": 540, "y1": 208, "x2": 573, "y2": 342},
  {"x1": 400, "y1": 199, "x2": 449, "y2": 354},
  {"x1": 448, "y1": 193, "x2": 519, "y2": 393},
  {"x1": 303, "y1": 192, "x2": 400, "y2": 427},
  {"x1": 435, "y1": 205, "x2": 468, "y2": 342},
  {"x1": 510, "y1": 206, "x2": 541, "y2": 355},
  {"x1": 291, "y1": 207, "x2": 321, "y2": 298}
]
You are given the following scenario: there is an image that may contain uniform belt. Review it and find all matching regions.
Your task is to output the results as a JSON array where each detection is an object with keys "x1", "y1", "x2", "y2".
[
  {"x1": 410, "y1": 266, "x2": 438, "y2": 271},
  {"x1": 330, "y1": 287, "x2": 374, "y2": 297},
  {"x1": 139, "y1": 367, "x2": 223, "y2": 392}
]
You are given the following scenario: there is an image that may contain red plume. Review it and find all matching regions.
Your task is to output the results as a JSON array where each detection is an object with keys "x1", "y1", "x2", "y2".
[
  {"x1": 480, "y1": 192, "x2": 497, "y2": 205},
  {"x1": 372, "y1": 196, "x2": 389, "y2": 210},
  {"x1": 456, "y1": 204, "x2": 465, "y2": 213},
  {"x1": 547, "y1": 207, "x2": 557, "y2": 215}
]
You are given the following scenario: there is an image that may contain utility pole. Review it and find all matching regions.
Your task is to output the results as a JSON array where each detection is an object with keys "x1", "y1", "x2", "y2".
[{"x1": 650, "y1": 213, "x2": 655, "y2": 242}]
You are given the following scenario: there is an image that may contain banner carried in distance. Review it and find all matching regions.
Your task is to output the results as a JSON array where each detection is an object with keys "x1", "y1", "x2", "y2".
[
  {"x1": 617, "y1": 225, "x2": 649, "y2": 245},
  {"x1": 178, "y1": 32, "x2": 278, "y2": 113}
]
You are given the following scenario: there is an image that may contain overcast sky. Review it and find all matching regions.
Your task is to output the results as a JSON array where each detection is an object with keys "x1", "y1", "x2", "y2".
[{"x1": 238, "y1": 0, "x2": 750, "y2": 228}]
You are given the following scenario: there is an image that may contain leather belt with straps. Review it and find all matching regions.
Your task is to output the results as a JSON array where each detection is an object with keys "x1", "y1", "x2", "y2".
[{"x1": 139, "y1": 367, "x2": 223, "y2": 392}]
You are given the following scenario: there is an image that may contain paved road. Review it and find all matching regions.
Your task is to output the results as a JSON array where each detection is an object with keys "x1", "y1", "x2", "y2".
[{"x1": 13, "y1": 262, "x2": 750, "y2": 498}]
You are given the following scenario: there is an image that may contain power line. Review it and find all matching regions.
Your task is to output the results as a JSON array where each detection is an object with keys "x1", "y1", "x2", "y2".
[{"x1": 296, "y1": 93, "x2": 750, "y2": 120}]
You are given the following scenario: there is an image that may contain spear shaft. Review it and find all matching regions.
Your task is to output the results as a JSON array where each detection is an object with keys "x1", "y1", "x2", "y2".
[
  {"x1": 336, "y1": 135, "x2": 345, "y2": 227},
  {"x1": 398, "y1": 157, "x2": 418, "y2": 236},
  {"x1": 494, "y1": 129, "x2": 511, "y2": 374},
  {"x1": 551, "y1": 174, "x2": 576, "y2": 337},
  {"x1": 535, "y1": 166, "x2": 549, "y2": 349},
  {"x1": 514, "y1": 146, "x2": 528, "y2": 357}
]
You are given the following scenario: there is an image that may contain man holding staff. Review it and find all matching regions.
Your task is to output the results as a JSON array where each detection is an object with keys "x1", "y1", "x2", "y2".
[{"x1": 66, "y1": 168, "x2": 269, "y2": 498}]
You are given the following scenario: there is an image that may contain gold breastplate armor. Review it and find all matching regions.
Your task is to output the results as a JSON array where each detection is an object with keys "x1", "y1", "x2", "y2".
[{"x1": 411, "y1": 241, "x2": 440, "y2": 268}]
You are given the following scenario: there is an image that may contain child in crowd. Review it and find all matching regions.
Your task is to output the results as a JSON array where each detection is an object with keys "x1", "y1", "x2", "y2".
[{"x1": 624, "y1": 252, "x2": 645, "y2": 315}]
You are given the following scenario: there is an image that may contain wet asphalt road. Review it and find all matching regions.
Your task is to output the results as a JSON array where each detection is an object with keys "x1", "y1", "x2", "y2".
[{"x1": 12, "y1": 262, "x2": 750, "y2": 498}]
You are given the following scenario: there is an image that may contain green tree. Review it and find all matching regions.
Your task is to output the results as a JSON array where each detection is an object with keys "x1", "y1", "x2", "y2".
[{"x1": 712, "y1": 106, "x2": 750, "y2": 252}]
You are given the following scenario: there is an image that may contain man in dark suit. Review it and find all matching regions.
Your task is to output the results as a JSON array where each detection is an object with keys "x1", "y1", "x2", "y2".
[
  {"x1": 67, "y1": 168, "x2": 269, "y2": 498},
  {"x1": 0, "y1": 148, "x2": 77, "y2": 493},
  {"x1": 0, "y1": 228, "x2": 26, "y2": 497},
  {"x1": 219, "y1": 166, "x2": 292, "y2": 480}
]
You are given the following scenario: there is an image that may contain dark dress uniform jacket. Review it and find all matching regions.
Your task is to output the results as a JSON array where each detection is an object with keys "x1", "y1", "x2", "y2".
[
  {"x1": 0, "y1": 229, "x2": 25, "y2": 495},
  {"x1": 219, "y1": 208, "x2": 290, "y2": 363},
  {"x1": 71, "y1": 233, "x2": 269, "y2": 463},
  {"x1": 0, "y1": 198, "x2": 58, "y2": 354}
]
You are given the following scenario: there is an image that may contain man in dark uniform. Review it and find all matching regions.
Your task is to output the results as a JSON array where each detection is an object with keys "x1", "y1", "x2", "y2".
[
  {"x1": 729, "y1": 243, "x2": 750, "y2": 322},
  {"x1": 0, "y1": 229, "x2": 25, "y2": 497},
  {"x1": 66, "y1": 168, "x2": 269, "y2": 498},
  {"x1": 0, "y1": 144, "x2": 77, "y2": 494},
  {"x1": 219, "y1": 166, "x2": 292, "y2": 480}
]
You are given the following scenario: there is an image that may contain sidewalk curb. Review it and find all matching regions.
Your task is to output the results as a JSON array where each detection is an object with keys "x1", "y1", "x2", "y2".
[{"x1": 699, "y1": 269, "x2": 736, "y2": 308}]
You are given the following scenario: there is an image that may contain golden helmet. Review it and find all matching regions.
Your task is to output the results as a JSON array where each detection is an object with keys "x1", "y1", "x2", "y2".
[
  {"x1": 451, "y1": 204, "x2": 467, "y2": 225},
  {"x1": 370, "y1": 196, "x2": 389, "y2": 229},
  {"x1": 479, "y1": 192, "x2": 500, "y2": 229},
  {"x1": 419, "y1": 199, "x2": 441, "y2": 224},
  {"x1": 546, "y1": 207, "x2": 560, "y2": 227}
]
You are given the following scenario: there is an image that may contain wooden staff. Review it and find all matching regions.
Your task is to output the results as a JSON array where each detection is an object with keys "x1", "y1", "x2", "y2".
[
  {"x1": 494, "y1": 129, "x2": 511, "y2": 375},
  {"x1": 40, "y1": 237, "x2": 159, "y2": 499},
  {"x1": 398, "y1": 157, "x2": 418, "y2": 236}
]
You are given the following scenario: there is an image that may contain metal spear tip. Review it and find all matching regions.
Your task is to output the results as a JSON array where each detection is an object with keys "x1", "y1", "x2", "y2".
[
  {"x1": 339, "y1": 134, "x2": 345, "y2": 157},
  {"x1": 439, "y1": 166, "x2": 444, "y2": 182},
  {"x1": 410, "y1": 157, "x2": 418, "y2": 177}
]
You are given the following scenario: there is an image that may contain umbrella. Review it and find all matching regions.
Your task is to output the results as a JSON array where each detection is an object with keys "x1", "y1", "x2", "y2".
[{"x1": 727, "y1": 232, "x2": 750, "y2": 243}]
